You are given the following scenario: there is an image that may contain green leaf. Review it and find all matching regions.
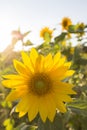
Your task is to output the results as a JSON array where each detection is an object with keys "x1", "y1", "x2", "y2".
[
  {"x1": 68, "y1": 25, "x2": 76, "y2": 33},
  {"x1": 81, "y1": 116, "x2": 87, "y2": 130},
  {"x1": 15, "y1": 123, "x2": 37, "y2": 130},
  {"x1": 38, "y1": 113, "x2": 65, "y2": 130},
  {"x1": 23, "y1": 40, "x2": 33, "y2": 46},
  {"x1": 54, "y1": 32, "x2": 67, "y2": 43},
  {"x1": 72, "y1": 46, "x2": 81, "y2": 65},
  {"x1": 68, "y1": 100, "x2": 87, "y2": 110}
]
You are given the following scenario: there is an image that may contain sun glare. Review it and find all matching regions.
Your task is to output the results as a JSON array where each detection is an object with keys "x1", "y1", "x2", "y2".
[
  {"x1": 0, "y1": 19, "x2": 42, "y2": 52},
  {"x1": 0, "y1": 31, "x2": 11, "y2": 52},
  {"x1": 0, "y1": 15, "x2": 25, "y2": 52},
  {"x1": 0, "y1": 18, "x2": 13, "y2": 52}
]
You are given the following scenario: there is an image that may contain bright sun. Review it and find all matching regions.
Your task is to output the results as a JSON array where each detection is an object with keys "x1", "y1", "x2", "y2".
[
  {"x1": 0, "y1": 15, "x2": 24, "y2": 52},
  {"x1": 0, "y1": 31, "x2": 12, "y2": 52},
  {"x1": 0, "y1": 19, "x2": 13, "y2": 52},
  {"x1": 0, "y1": 17, "x2": 43, "y2": 53}
]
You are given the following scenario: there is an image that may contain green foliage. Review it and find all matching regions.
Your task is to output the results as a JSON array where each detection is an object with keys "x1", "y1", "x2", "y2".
[
  {"x1": 38, "y1": 113, "x2": 65, "y2": 130},
  {"x1": 54, "y1": 32, "x2": 67, "y2": 43}
]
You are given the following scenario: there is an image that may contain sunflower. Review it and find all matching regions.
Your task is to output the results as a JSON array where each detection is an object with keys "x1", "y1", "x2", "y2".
[
  {"x1": 61, "y1": 17, "x2": 72, "y2": 30},
  {"x1": 2, "y1": 48, "x2": 76, "y2": 122},
  {"x1": 40, "y1": 27, "x2": 53, "y2": 39}
]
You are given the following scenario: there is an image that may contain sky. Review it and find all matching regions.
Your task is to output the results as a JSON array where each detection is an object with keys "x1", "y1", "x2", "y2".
[{"x1": 0, "y1": 0, "x2": 87, "y2": 52}]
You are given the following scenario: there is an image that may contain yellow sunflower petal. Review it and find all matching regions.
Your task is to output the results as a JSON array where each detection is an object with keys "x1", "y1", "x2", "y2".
[
  {"x1": 28, "y1": 100, "x2": 39, "y2": 121},
  {"x1": 6, "y1": 90, "x2": 23, "y2": 101},
  {"x1": 13, "y1": 59, "x2": 29, "y2": 76},
  {"x1": 44, "y1": 53, "x2": 53, "y2": 71},
  {"x1": 56, "y1": 94, "x2": 73, "y2": 102},
  {"x1": 37, "y1": 94, "x2": 57, "y2": 122},
  {"x1": 16, "y1": 95, "x2": 33, "y2": 115},
  {"x1": 64, "y1": 70, "x2": 75, "y2": 78},
  {"x1": 57, "y1": 101, "x2": 67, "y2": 113},
  {"x1": 53, "y1": 81, "x2": 76, "y2": 95},
  {"x1": 57, "y1": 56, "x2": 66, "y2": 67},
  {"x1": 48, "y1": 66, "x2": 68, "y2": 80},
  {"x1": 30, "y1": 48, "x2": 38, "y2": 66},
  {"x1": 47, "y1": 95, "x2": 56, "y2": 122},
  {"x1": 44, "y1": 53, "x2": 52, "y2": 67},
  {"x1": 19, "y1": 111, "x2": 27, "y2": 117},
  {"x1": 53, "y1": 52, "x2": 61, "y2": 65},
  {"x1": 2, "y1": 79, "x2": 27, "y2": 88},
  {"x1": 6, "y1": 87, "x2": 29, "y2": 101},
  {"x1": 2, "y1": 74, "x2": 25, "y2": 80},
  {"x1": 25, "y1": 94, "x2": 39, "y2": 121},
  {"x1": 21, "y1": 51, "x2": 34, "y2": 72},
  {"x1": 16, "y1": 100, "x2": 28, "y2": 113},
  {"x1": 2, "y1": 75, "x2": 26, "y2": 88},
  {"x1": 39, "y1": 97, "x2": 48, "y2": 122},
  {"x1": 34, "y1": 55, "x2": 44, "y2": 73},
  {"x1": 64, "y1": 62, "x2": 72, "y2": 68}
]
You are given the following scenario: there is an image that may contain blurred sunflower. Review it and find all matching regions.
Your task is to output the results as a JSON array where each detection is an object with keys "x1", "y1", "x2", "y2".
[
  {"x1": 2, "y1": 48, "x2": 76, "y2": 122},
  {"x1": 40, "y1": 27, "x2": 53, "y2": 40},
  {"x1": 61, "y1": 17, "x2": 72, "y2": 30}
]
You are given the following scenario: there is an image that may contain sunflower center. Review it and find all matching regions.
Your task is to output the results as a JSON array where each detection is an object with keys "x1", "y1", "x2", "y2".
[
  {"x1": 30, "y1": 73, "x2": 52, "y2": 96},
  {"x1": 35, "y1": 80, "x2": 45, "y2": 89},
  {"x1": 63, "y1": 21, "x2": 68, "y2": 27}
]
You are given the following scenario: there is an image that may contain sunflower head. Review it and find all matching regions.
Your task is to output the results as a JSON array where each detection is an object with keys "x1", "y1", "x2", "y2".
[
  {"x1": 61, "y1": 17, "x2": 72, "y2": 30},
  {"x1": 2, "y1": 48, "x2": 76, "y2": 122},
  {"x1": 40, "y1": 27, "x2": 53, "y2": 40}
]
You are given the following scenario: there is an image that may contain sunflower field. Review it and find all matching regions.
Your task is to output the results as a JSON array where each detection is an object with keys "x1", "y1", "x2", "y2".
[{"x1": 0, "y1": 17, "x2": 87, "y2": 130}]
